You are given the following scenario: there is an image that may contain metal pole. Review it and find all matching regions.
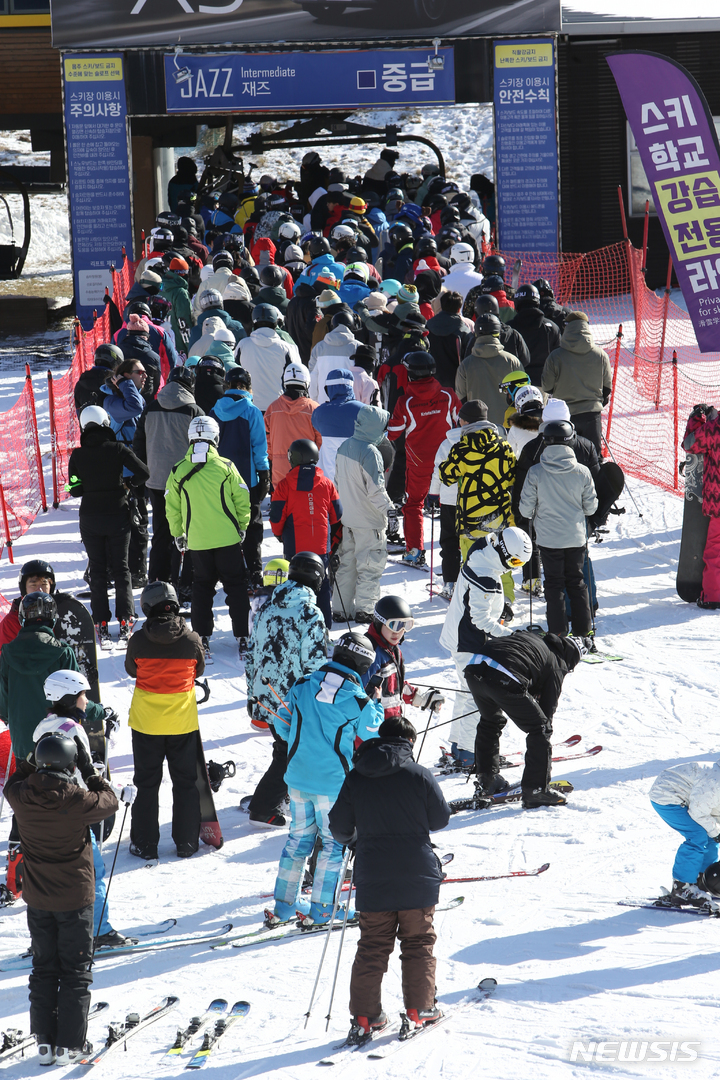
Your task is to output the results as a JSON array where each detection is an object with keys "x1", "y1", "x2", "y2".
[
  {"x1": 429, "y1": 505, "x2": 435, "y2": 600},
  {"x1": 601, "y1": 435, "x2": 644, "y2": 520},
  {"x1": 332, "y1": 572, "x2": 353, "y2": 634},
  {"x1": 641, "y1": 199, "x2": 650, "y2": 277},
  {"x1": 91, "y1": 801, "x2": 129, "y2": 964},
  {"x1": 325, "y1": 858, "x2": 356, "y2": 1031},
  {"x1": 416, "y1": 711, "x2": 434, "y2": 762},
  {"x1": 604, "y1": 325, "x2": 623, "y2": 452},
  {"x1": 304, "y1": 846, "x2": 353, "y2": 1028},
  {"x1": 0, "y1": 477, "x2": 14, "y2": 564},
  {"x1": 25, "y1": 365, "x2": 47, "y2": 513}
]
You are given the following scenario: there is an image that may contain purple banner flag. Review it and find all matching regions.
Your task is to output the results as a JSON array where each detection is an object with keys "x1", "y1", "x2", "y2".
[{"x1": 607, "y1": 52, "x2": 720, "y2": 353}]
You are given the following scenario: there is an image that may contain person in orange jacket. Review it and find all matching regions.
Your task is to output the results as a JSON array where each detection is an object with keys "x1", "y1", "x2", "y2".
[{"x1": 264, "y1": 363, "x2": 322, "y2": 486}]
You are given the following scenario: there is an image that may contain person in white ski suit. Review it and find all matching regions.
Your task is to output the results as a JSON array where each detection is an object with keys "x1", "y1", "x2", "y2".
[
  {"x1": 650, "y1": 762, "x2": 720, "y2": 904},
  {"x1": 308, "y1": 320, "x2": 360, "y2": 404}
]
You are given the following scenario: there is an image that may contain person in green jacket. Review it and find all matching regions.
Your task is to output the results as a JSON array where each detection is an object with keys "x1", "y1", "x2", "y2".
[
  {"x1": 161, "y1": 258, "x2": 195, "y2": 356},
  {"x1": 165, "y1": 415, "x2": 252, "y2": 659}
]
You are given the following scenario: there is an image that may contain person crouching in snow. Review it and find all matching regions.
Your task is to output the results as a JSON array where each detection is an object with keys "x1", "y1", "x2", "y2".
[
  {"x1": 363, "y1": 595, "x2": 444, "y2": 721},
  {"x1": 650, "y1": 761, "x2": 720, "y2": 907},
  {"x1": 267, "y1": 633, "x2": 383, "y2": 928},
  {"x1": 329, "y1": 715, "x2": 450, "y2": 1043}
]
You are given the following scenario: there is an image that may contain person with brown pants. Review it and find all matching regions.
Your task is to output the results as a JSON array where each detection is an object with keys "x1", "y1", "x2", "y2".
[{"x1": 328, "y1": 715, "x2": 451, "y2": 1044}]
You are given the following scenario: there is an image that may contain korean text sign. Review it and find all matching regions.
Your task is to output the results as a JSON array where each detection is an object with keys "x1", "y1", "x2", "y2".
[
  {"x1": 607, "y1": 52, "x2": 720, "y2": 353},
  {"x1": 493, "y1": 39, "x2": 559, "y2": 253},
  {"x1": 164, "y1": 49, "x2": 455, "y2": 112},
  {"x1": 63, "y1": 55, "x2": 134, "y2": 330}
]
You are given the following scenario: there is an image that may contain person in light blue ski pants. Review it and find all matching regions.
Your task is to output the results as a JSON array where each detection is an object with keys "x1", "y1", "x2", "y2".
[
  {"x1": 90, "y1": 830, "x2": 113, "y2": 938},
  {"x1": 274, "y1": 790, "x2": 344, "y2": 906},
  {"x1": 651, "y1": 802, "x2": 719, "y2": 882}
]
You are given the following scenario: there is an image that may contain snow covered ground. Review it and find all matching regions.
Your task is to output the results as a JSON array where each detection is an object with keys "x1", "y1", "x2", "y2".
[{"x1": 0, "y1": 356, "x2": 719, "y2": 1078}]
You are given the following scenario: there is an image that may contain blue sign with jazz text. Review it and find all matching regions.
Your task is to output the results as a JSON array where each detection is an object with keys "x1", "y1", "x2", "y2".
[{"x1": 164, "y1": 49, "x2": 455, "y2": 112}]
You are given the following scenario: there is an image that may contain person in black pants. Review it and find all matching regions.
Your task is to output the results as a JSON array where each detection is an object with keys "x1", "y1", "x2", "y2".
[
  {"x1": 464, "y1": 631, "x2": 587, "y2": 808},
  {"x1": 67, "y1": 407, "x2": 149, "y2": 645}
]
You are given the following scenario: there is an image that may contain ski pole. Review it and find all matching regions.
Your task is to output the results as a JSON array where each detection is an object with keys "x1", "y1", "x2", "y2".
[
  {"x1": 91, "y1": 800, "x2": 129, "y2": 965},
  {"x1": 325, "y1": 856, "x2": 356, "y2": 1031},
  {"x1": 601, "y1": 435, "x2": 643, "y2": 520},
  {"x1": 0, "y1": 738, "x2": 14, "y2": 822},
  {"x1": 585, "y1": 535, "x2": 597, "y2": 644},
  {"x1": 260, "y1": 677, "x2": 290, "y2": 713},
  {"x1": 304, "y1": 846, "x2": 352, "y2": 1028},
  {"x1": 429, "y1": 505, "x2": 435, "y2": 601},
  {"x1": 332, "y1": 573, "x2": 353, "y2": 634},
  {"x1": 416, "y1": 711, "x2": 434, "y2": 762},
  {"x1": 409, "y1": 682, "x2": 473, "y2": 694}
]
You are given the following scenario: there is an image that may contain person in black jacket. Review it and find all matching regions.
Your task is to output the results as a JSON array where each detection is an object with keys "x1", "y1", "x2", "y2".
[
  {"x1": 508, "y1": 284, "x2": 561, "y2": 387},
  {"x1": 465, "y1": 630, "x2": 587, "y2": 807},
  {"x1": 67, "y1": 408, "x2": 149, "y2": 644},
  {"x1": 193, "y1": 355, "x2": 226, "y2": 415},
  {"x1": 73, "y1": 344, "x2": 123, "y2": 418},
  {"x1": 426, "y1": 291, "x2": 473, "y2": 389},
  {"x1": 533, "y1": 278, "x2": 572, "y2": 334},
  {"x1": 117, "y1": 316, "x2": 162, "y2": 401},
  {"x1": 285, "y1": 281, "x2": 320, "y2": 365},
  {"x1": 466, "y1": 294, "x2": 530, "y2": 369},
  {"x1": 329, "y1": 716, "x2": 450, "y2": 1042}
]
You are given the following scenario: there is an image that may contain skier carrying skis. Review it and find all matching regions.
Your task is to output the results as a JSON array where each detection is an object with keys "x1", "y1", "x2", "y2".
[
  {"x1": 464, "y1": 631, "x2": 588, "y2": 807},
  {"x1": 124, "y1": 581, "x2": 205, "y2": 860},
  {"x1": 329, "y1": 714, "x2": 450, "y2": 1042},
  {"x1": 267, "y1": 632, "x2": 383, "y2": 927},
  {"x1": 245, "y1": 552, "x2": 328, "y2": 826},
  {"x1": 4, "y1": 732, "x2": 119, "y2": 1065},
  {"x1": 363, "y1": 596, "x2": 444, "y2": 722},
  {"x1": 649, "y1": 762, "x2": 720, "y2": 906}
]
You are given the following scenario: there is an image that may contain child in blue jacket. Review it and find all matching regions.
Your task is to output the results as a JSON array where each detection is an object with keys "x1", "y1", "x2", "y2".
[{"x1": 269, "y1": 632, "x2": 383, "y2": 926}]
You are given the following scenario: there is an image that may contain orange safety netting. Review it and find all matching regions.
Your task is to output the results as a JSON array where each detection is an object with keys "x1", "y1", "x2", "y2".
[{"x1": 0, "y1": 370, "x2": 47, "y2": 561}]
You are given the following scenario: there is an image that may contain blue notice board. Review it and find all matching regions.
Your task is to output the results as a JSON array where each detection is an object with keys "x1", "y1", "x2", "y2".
[
  {"x1": 494, "y1": 39, "x2": 559, "y2": 252},
  {"x1": 164, "y1": 48, "x2": 455, "y2": 112},
  {"x1": 63, "y1": 55, "x2": 134, "y2": 329}
]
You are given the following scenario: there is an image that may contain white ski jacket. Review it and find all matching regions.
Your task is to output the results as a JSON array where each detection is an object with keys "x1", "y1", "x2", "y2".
[
  {"x1": 649, "y1": 762, "x2": 720, "y2": 837},
  {"x1": 439, "y1": 534, "x2": 512, "y2": 670}
]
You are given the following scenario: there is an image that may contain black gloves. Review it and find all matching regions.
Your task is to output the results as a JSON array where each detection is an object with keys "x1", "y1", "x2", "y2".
[
  {"x1": 86, "y1": 773, "x2": 107, "y2": 792},
  {"x1": 254, "y1": 471, "x2": 271, "y2": 501}
]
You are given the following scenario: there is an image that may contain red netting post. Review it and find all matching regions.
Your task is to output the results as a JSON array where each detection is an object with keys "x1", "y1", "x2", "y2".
[
  {"x1": 655, "y1": 255, "x2": 674, "y2": 410},
  {"x1": 641, "y1": 200, "x2": 650, "y2": 276},
  {"x1": 47, "y1": 370, "x2": 59, "y2": 509},
  {"x1": 0, "y1": 480, "x2": 14, "y2": 563},
  {"x1": 604, "y1": 324, "x2": 623, "y2": 455},
  {"x1": 673, "y1": 351, "x2": 679, "y2": 491},
  {"x1": 25, "y1": 364, "x2": 47, "y2": 513}
]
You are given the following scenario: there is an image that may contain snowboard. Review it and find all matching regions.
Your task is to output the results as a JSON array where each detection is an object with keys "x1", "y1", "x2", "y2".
[
  {"x1": 195, "y1": 731, "x2": 224, "y2": 849},
  {"x1": 54, "y1": 593, "x2": 100, "y2": 704},
  {"x1": 677, "y1": 447, "x2": 709, "y2": 603}
]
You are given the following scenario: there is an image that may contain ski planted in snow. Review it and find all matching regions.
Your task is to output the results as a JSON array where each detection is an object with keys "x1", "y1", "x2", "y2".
[
  {"x1": 79, "y1": 996, "x2": 180, "y2": 1067},
  {"x1": 0, "y1": 1002, "x2": 109, "y2": 1064},
  {"x1": 163, "y1": 1000, "x2": 228, "y2": 1063},
  {"x1": 450, "y1": 780, "x2": 573, "y2": 814},
  {"x1": 185, "y1": 1001, "x2": 250, "y2": 1069},
  {"x1": 366, "y1": 977, "x2": 498, "y2": 1060}
]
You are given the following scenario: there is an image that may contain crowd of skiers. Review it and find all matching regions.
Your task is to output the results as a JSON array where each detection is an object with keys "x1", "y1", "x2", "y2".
[{"x1": 9, "y1": 146, "x2": 716, "y2": 1064}]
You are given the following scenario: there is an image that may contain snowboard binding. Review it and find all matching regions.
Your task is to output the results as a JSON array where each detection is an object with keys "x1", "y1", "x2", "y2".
[{"x1": 207, "y1": 760, "x2": 236, "y2": 793}]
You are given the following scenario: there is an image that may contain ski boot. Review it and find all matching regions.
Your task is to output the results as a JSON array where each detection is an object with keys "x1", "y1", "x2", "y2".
[
  {"x1": 521, "y1": 786, "x2": 568, "y2": 808},
  {"x1": 438, "y1": 581, "x2": 455, "y2": 600},
  {"x1": 37, "y1": 1042, "x2": 55, "y2": 1066},
  {"x1": 263, "y1": 896, "x2": 310, "y2": 928},
  {"x1": 55, "y1": 1043, "x2": 92, "y2": 1066},
  {"x1": 666, "y1": 880, "x2": 714, "y2": 907},
  {"x1": 128, "y1": 841, "x2": 158, "y2": 861},
  {"x1": 94, "y1": 621, "x2": 111, "y2": 648},
  {"x1": 401, "y1": 1005, "x2": 442, "y2": 1037},
  {"x1": 95, "y1": 930, "x2": 139, "y2": 948},
  {"x1": 476, "y1": 773, "x2": 510, "y2": 797},
  {"x1": 521, "y1": 577, "x2": 543, "y2": 597},
  {"x1": 118, "y1": 618, "x2": 135, "y2": 643},
  {"x1": 347, "y1": 1012, "x2": 389, "y2": 1044},
  {"x1": 501, "y1": 602, "x2": 514, "y2": 623},
  {"x1": 236, "y1": 635, "x2": 249, "y2": 658},
  {"x1": 248, "y1": 807, "x2": 286, "y2": 829},
  {"x1": 386, "y1": 505, "x2": 405, "y2": 547},
  {"x1": 201, "y1": 636, "x2": 213, "y2": 664},
  {"x1": 402, "y1": 548, "x2": 427, "y2": 568},
  {"x1": 354, "y1": 611, "x2": 373, "y2": 624},
  {"x1": 299, "y1": 899, "x2": 356, "y2": 927}
]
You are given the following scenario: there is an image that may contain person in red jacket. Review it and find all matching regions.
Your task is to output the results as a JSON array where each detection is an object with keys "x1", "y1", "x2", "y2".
[
  {"x1": 388, "y1": 352, "x2": 460, "y2": 568},
  {"x1": 0, "y1": 558, "x2": 56, "y2": 655},
  {"x1": 269, "y1": 439, "x2": 343, "y2": 628}
]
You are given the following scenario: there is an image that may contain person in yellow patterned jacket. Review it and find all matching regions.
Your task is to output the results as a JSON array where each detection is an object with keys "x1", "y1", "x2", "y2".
[
  {"x1": 439, "y1": 399, "x2": 517, "y2": 603},
  {"x1": 124, "y1": 581, "x2": 205, "y2": 862}
]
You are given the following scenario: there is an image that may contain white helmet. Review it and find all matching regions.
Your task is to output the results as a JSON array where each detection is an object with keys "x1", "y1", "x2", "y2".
[
  {"x1": 494, "y1": 527, "x2": 533, "y2": 569},
  {"x1": 330, "y1": 223, "x2": 356, "y2": 242},
  {"x1": 344, "y1": 261, "x2": 369, "y2": 282},
  {"x1": 188, "y1": 415, "x2": 220, "y2": 445},
  {"x1": 79, "y1": 405, "x2": 111, "y2": 430},
  {"x1": 514, "y1": 385, "x2": 544, "y2": 413},
  {"x1": 282, "y1": 362, "x2": 310, "y2": 389},
  {"x1": 279, "y1": 220, "x2": 301, "y2": 242},
  {"x1": 450, "y1": 242, "x2": 475, "y2": 265},
  {"x1": 199, "y1": 289, "x2": 223, "y2": 311},
  {"x1": 43, "y1": 669, "x2": 91, "y2": 704}
]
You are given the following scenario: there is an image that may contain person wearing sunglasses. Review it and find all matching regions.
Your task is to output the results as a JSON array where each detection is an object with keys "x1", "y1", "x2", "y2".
[{"x1": 362, "y1": 595, "x2": 444, "y2": 722}]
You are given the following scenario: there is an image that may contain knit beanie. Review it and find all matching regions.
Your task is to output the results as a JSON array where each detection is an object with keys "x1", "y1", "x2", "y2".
[
  {"x1": 397, "y1": 283, "x2": 419, "y2": 304},
  {"x1": 364, "y1": 292, "x2": 387, "y2": 311},
  {"x1": 318, "y1": 289, "x2": 341, "y2": 310},
  {"x1": 565, "y1": 311, "x2": 588, "y2": 323},
  {"x1": 542, "y1": 397, "x2": 571, "y2": 423},
  {"x1": 458, "y1": 399, "x2": 488, "y2": 423}
]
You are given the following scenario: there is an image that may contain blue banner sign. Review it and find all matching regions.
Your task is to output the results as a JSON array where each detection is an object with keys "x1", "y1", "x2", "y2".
[
  {"x1": 164, "y1": 48, "x2": 455, "y2": 112},
  {"x1": 493, "y1": 38, "x2": 559, "y2": 253},
  {"x1": 63, "y1": 54, "x2": 134, "y2": 329}
]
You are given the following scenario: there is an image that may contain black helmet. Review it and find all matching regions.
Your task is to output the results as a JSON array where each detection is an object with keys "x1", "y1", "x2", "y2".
[
  {"x1": 225, "y1": 367, "x2": 252, "y2": 391},
  {"x1": 474, "y1": 294, "x2": 500, "y2": 318},
  {"x1": 389, "y1": 222, "x2": 413, "y2": 246},
  {"x1": 330, "y1": 310, "x2": 357, "y2": 333},
  {"x1": 481, "y1": 275, "x2": 505, "y2": 294},
  {"x1": 287, "y1": 439, "x2": 319, "y2": 468},
  {"x1": 252, "y1": 303, "x2": 280, "y2": 328},
  {"x1": 241, "y1": 266, "x2": 261, "y2": 288},
  {"x1": 476, "y1": 313, "x2": 502, "y2": 337},
  {"x1": 416, "y1": 236, "x2": 438, "y2": 257},
  {"x1": 213, "y1": 251, "x2": 234, "y2": 270},
  {"x1": 373, "y1": 595, "x2": 414, "y2": 633},
  {"x1": 287, "y1": 551, "x2": 325, "y2": 594},
  {"x1": 404, "y1": 351, "x2": 436, "y2": 380},
  {"x1": 440, "y1": 205, "x2": 461, "y2": 225},
  {"x1": 332, "y1": 632, "x2": 375, "y2": 676},
  {"x1": 483, "y1": 254, "x2": 506, "y2": 278},
  {"x1": 19, "y1": 559, "x2": 55, "y2": 596},
  {"x1": 35, "y1": 732, "x2": 77, "y2": 777},
  {"x1": 307, "y1": 235, "x2": 331, "y2": 258},
  {"x1": 533, "y1": 278, "x2": 555, "y2": 298},
  {"x1": 542, "y1": 420, "x2": 575, "y2": 445},
  {"x1": 167, "y1": 365, "x2": 195, "y2": 390},
  {"x1": 198, "y1": 355, "x2": 225, "y2": 374},
  {"x1": 19, "y1": 591, "x2": 57, "y2": 627},
  {"x1": 94, "y1": 343, "x2": 123, "y2": 369},
  {"x1": 126, "y1": 301, "x2": 152, "y2": 320},
  {"x1": 259, "y1": 264, "x2": 285, "y2": 288},
  {"x1": 699, "y1": 861, "x2": 720, "y2": 896},
  {"x1": 344, "y1": 245, "x2": 369, "y2": 265},
  {"x1": 514, "y1": 283, "x2": 541, "y2": 309},
  {"x1": 141, "y1": 580, "x2": 180, "y2": 617}
]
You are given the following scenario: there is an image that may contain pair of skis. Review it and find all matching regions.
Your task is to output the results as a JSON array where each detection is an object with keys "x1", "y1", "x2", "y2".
[
  {"x1": 319, "y1": 977, "x2": 498, "y2": 1065},
  {"x1": 450, "y1": 779, "x2": 574, "y2": 814},
  {"x1": 162, "y1": 999, "x2": 250, "y2": 1069},
  {"x1": 0, "y1": 1002, "x2": 109, "y2": 1064},
  {"x1": 435, "y1": 734, "x2": 602, "y2": 775}
]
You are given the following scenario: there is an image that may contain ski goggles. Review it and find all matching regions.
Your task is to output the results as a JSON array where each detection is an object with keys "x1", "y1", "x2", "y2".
[
  {"x1": 505, "y1": 555, "x2": 525, "y2": 568},
  {"x1": 375, "y1": 614, "x2": 414, "y2": 633}
]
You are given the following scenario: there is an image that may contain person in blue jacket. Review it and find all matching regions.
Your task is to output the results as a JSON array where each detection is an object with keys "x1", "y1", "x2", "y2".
[
  {"x1": 187, "y1": 290, "x2": 246, "y2": 351},
  {"x1": 296, "y1": 236, "x2": 345, "y2": 289},
  {"x1": 313, "y1": 369, "x2": 365, "y2": 483},
  {"x1": 269, "y1": 632, "x2": 383, "y2": 927},
  {"x1": 338, "y1": 263, "x2": 373, "y2": 308},
  {"x1": 211, "y1": 367, "x2": 270, "y2": 581}
]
